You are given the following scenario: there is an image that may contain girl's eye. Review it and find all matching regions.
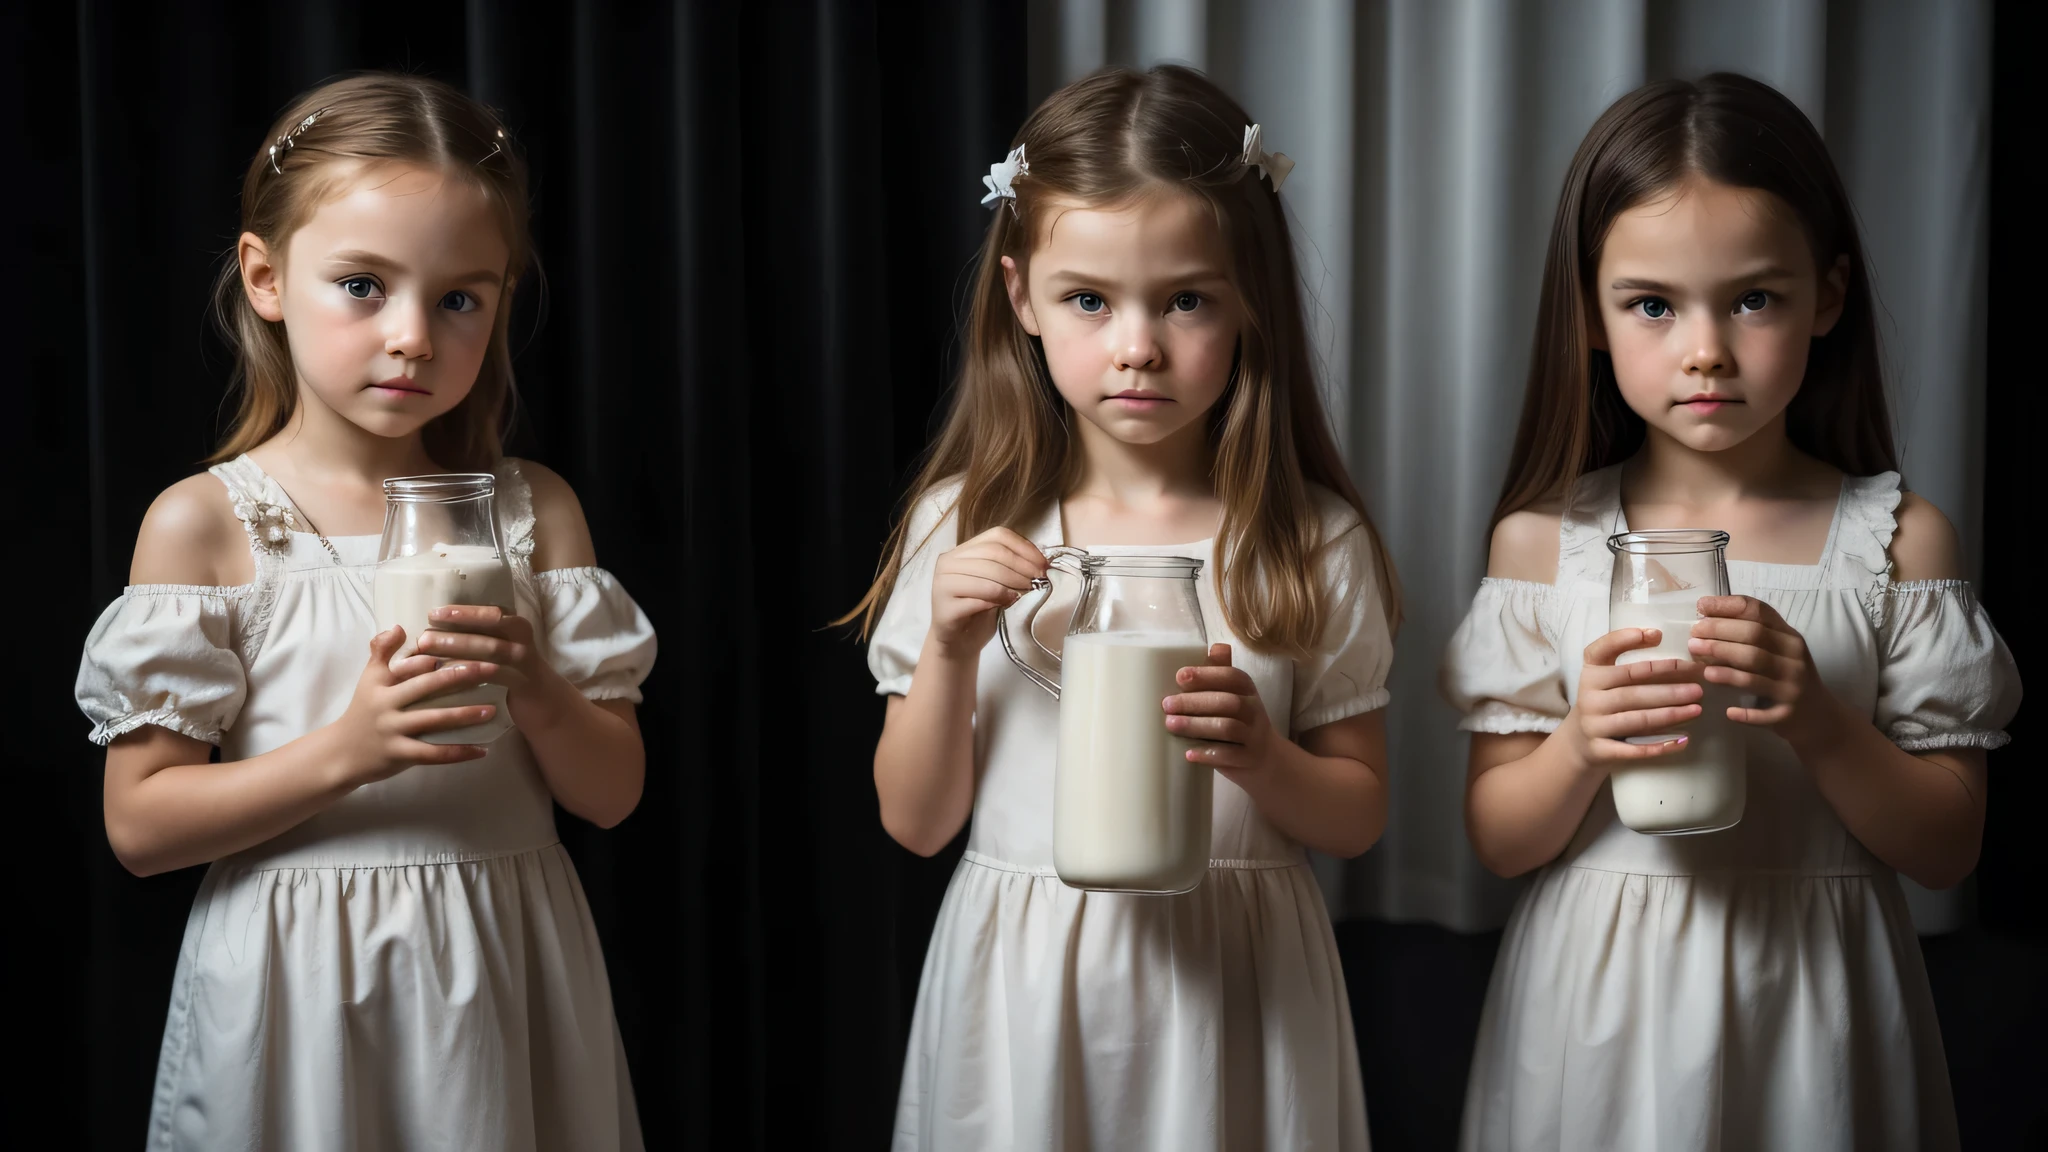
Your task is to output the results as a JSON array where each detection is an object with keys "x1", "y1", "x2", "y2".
[
  {"x1": 1170, "y1": 292, "x2": 1201, "y2": 313},
  {"x1": 1734, "y1": 290, "x2": 1771, "y2": 315},
  {"x1": 440, "y1": 290, "x2": 478, "y2": 313},
  {"x1": 1072, "y1": 293, "x2": 1106, "y2": 314},
  {"x1": 341, "y1": 277, "x2": 379, "y2": 300},
  {"x1": 1633, "y1": 298, "x2": 1672, "y2": 320}
]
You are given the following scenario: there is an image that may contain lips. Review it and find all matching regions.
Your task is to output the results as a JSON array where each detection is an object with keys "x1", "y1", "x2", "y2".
[
  {"x1": 369, "y1": 378, "x2": 430, "y2": 397},
  {"x1": 1677, "y1": 393, "x2": 1739, "y2": 413},
  {"x1": 1108, "y1": 390, "x2": 1172, "y2": 405}
]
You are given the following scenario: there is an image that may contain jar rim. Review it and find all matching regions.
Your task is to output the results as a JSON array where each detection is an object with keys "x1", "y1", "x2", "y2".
[
  {"x1": 1606, "y1": 529, "x2": 1730, "y2": 555},
  {"x1": 382, "y1": 473, "x2": 496, "y2": 503},
  {"x1": 1080, "y1": 554, "x2": 1204, "y2": 577}
]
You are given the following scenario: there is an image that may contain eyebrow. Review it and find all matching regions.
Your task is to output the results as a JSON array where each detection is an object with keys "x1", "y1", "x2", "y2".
[
  {"x1": 1038, "y1": 268, "x2": 1233, "y2": 290},
  {"x1": 1608, "y1": 266, "x2": 1798, "y2": 292},
  {"x1": 327, "y1": 250, "x2": 504, "y2": 288}
]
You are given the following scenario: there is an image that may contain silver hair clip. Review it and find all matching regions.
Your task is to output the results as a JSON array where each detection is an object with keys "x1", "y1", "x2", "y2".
[
  {"x1": 1241, "y1": 124, "x2": 1295, "y2": 193},
  {"x1": 268, "y1": 108, "x2": 332, "y2": 175},
  {"x1": 981, "y1": 144, "x2": 1028, "y2": 216},
  {"x1": 479, "y1": 127, "x2": 508, "y2": 166}
]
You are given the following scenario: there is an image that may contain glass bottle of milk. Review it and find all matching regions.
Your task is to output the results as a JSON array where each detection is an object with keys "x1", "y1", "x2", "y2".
[
  {"x1": 1000, "y1": 550, "x2": 1212, "y2": 894},
  {"x1": 1605, "y1": 529, "x2": 1744, "y2": 834},
  {"x1": 373, "y1": 474, "x2": 517, "y2": 744}
]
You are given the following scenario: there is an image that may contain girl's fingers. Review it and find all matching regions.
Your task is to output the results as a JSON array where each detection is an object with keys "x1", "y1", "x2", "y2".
[
  {"x1": 1173, "y1": 664, "x2": 1257, "y2": 695},
  {"x1": 1700, "y1": 665, "x2": 1780, "y2": 694},
  {"x1": 1163, "y1": 690, "x2": 1249, "y2": 718},
  {"x1": 395, "y1": 702, "x2": 499, "y2": 736},
  {"x1": 946, "y1": 556, "x2": 1040, "y2": 590},
  {"x1": 1583, "y1": 627, "x2": 1664, "y2": 667},
  {"x1": 1166, "y1": 715, "x2": 1249, "y2": 743},
  {"x1": 386, "y1": 652, "x2": 443, "y2": 681},
  {"x1": 1696, "y1": 595, "x2": 1790, "y2": 632},
  {"x1": 1688, "y1": 638, "x2": 1791, "y2": 676},
  {"x1": 417, "y1": 632, "x2": 512, "y2": 662},
  {"x1": 935, "y1": 574, "x2": 1026, "y2": 608},
  {"x1": 1593, "y1": 735, "x2": 1690, "y2": 761},
  {"x1": 395, "y1": 738, "x2": 491, "y2": 764},
  {"x1": 1581, "y1": 658, "x2": 1700, "y2": 691},
  {"x1": 967, "y1": 529, "x2": 1051, "y2": 575},
  {"x1": 393, "y1": 662, "x2": 500, "y2": 706},
  {"x1": 1185, "y1": 742, "x2": 1255, "y2": 770},
  {"x1": 1587, "y1": 704, "x2": 1703, "y2": 739},
  {"x1": 1688, "y1": 616, "x2": 1790, "y2": 654},
  {"x1": 1591, "y1": 682, "x2": 1704, "y2": 713},
  {"x1": 1726, "y1": 701, "x2": 1794, "y2": 727},
  {"x1": 366, "y1": 626, "x2": 406, "y2": 673},
  {"x1": 427, "y1": 604, "x2": 506, "y2": 631}
]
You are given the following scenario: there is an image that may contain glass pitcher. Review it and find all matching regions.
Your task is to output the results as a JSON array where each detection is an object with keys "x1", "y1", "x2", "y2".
[
  {"x1": 1606, "y1": 529, "x2": 1744, "y2": 834},
  {"x1": 372, "y1": 474, "x2": 517, "y2": 745},
  {"x1": 1000, "y1": 548, "x2": 1213, "y2": 893}
]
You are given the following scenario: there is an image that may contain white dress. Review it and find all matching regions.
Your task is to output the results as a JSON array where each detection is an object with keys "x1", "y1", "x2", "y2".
[
  {"x1": 1440, "y1": 466, "x2": 2022, "y2": 1152},
  {"x1": 871, "y1": 481, "x2": 1392, "y2": 1152},
  {"x1": 75, "y1": 454, "x2": 657, "y2": 1152}
]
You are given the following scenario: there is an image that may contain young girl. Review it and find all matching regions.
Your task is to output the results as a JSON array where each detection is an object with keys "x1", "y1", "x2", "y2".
[
  {"x1": 849, "y1": 65, "x2": 1399, "y2": 1150},
  {"x1": 74, "y1": 74, "x2": 655, "y2": 1149},
  {"x1": 1442, "y1": 73, "x2": 2021, "y2": 1151}
]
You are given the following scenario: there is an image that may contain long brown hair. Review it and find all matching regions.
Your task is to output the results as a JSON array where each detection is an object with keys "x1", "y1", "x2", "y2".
[
  {"x1": 208, "y1": 72, "x2": 532, "y2": 471},
  {"x1": 1494, "y1": 72, "x2": 1896, "y2": 523},
  {"x1": 844, "y1": 65, "x2": 1398, "y2": 656}
]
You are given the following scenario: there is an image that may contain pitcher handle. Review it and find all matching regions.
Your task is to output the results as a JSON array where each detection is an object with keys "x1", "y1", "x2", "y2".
[{"x1": 997, "y1": 546, "x2": 1086, "y2": 699}]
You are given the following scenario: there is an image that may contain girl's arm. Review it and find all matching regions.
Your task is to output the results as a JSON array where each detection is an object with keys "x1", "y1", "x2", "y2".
[
  {"x1": 1692, "y1": 495, "x2": 1985, "y2": 889},
  {"x1": 103, "y1": 481, "x2": 496, "y2": 875},
  {"x1": 871, "y1": 525, "x2": 1048, "y2": 856},
  {"x1": 1166, "y1": 650, "x2": 1388, "y2": 858},
  {"x1": 1460, "y1": 511, "x2": 1706, "y2": 877},
  {"x1": 418, "y1": 464, "x2": 644, "y2": 829}
]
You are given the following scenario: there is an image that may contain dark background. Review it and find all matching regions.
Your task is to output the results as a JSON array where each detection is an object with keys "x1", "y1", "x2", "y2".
[{"x1": 11, "y1": 2, "x2": 2036, "y2": 1149}]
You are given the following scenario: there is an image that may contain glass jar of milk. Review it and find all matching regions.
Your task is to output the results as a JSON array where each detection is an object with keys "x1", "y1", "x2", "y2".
[
  {"x1": 1605, "y1": 529, "x2": 1744, "y2": 834},
  {"x1": 373, "y1": 474, "x2": 517, "y2": 744},
  {"x1": 1000, "y1": 550, "x2": 1212, "y2": 894}
]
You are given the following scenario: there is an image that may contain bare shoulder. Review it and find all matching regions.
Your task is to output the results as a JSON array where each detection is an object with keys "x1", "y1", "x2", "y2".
[
  {"x1": 1487, "y1": 502, "x2": 1563, "y2": 584},
  {"x1": 1889, "y1": 490, "x2": 1965, "y2": 582},
  {"x1": 130, "y1": 473, "x2": 248, "y2": 587},
  {"x1": 514, "y1": 458, "x2": 598, "y2": 572}
]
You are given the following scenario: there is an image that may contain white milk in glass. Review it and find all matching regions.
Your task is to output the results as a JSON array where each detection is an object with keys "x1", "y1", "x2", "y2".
[
  {"x1": 1053, "y1": 633, "x2": 1212, "y2": 892},
  {"x1": 1608, "y1": 589, "x2": 1745, "y2": 833},
  {"x1": 373, "y1": 543, "x2": 516, "y2": 744}
]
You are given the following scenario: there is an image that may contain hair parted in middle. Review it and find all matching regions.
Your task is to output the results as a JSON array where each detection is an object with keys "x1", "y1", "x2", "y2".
[{"x1": 846, "y1": 64, "x2": 1399, "y2": 657}]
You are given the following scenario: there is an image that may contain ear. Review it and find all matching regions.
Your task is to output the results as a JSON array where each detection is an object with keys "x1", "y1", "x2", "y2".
[
  {"x1": 1811, "y1": 253, "x2": 1850, "y2": 337},
  {"x1": 240, "y1": 232, "x2": 284, "y2": 323},
  {"x1": 1001, "y1": 255, "x2": 1041, "y2": 337}
]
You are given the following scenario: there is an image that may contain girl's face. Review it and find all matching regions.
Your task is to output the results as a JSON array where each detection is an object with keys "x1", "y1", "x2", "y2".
[
  {"x1": 1592, "y1": 177, "x2": 1847, "y2": 454},
  {"x1": 242, "y1": 163, "x2": 512, "y2": 441},
  {"x1": 1003, "y1": 190, "x2": 1244, "y2": 450}
]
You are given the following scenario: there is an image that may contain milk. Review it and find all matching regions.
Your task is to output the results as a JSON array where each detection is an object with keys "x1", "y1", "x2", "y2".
[
  {"x1": 1053, "y1": 633, "x2": 1213, "y2": 892},
  {"x1": 1608, "y1": 591, "x2": 1745, "y2": 833},
  {"x1": 373, "y1": 544, "x2": 516, "y2": 744}
]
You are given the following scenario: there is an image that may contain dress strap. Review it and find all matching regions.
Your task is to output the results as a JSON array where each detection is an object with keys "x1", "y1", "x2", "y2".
[
  {"x1": 1826, "y1": 470, "x2": 1904, "y2": 625},
  {"x1": 1555, "y1": 464, "x2": 1625, "y2": 588},
  {"x1": 206, "y1": 455, "x2": 290, "y2": 664},
  {"x1": 493, "y1": 458, "x2": 540, "y2": 608}
]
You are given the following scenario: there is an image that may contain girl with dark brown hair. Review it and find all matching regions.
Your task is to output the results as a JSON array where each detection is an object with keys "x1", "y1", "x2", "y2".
[
  {"x1": 856, "y1": 66, "x2": 1396, "y2": 1149},
  {"x1": 74, "y1": 74, "x2": 654, "y2": 1148},
  {"x1": 1440, "y1": 73, "x2": 2019, "y2": 1150}
]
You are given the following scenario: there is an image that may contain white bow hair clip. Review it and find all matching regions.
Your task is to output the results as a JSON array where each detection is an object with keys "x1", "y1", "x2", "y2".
[
  {"x1": 981, "y1": 144, "x2": 1028, "y2": 211},
  {"x1": 1241, "y1": 124, "x2": 1294, "y2": 193}
]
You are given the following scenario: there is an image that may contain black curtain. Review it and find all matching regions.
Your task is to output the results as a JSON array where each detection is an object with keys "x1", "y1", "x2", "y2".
[{"x1": 21, "y1": 2, "x2": 1023, "y2": 1147}]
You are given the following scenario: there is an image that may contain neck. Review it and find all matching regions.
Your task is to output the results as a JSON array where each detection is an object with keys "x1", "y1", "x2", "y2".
[
  {"x1": 1628, "y1": 415, "x2": 1800, "y2": 504},
  {"x1": 1068, "y1": 413, "x2": 1213, "y2": 505},
  {"x1": 261, "y1": 387, "x2": 443, "y2": 486}
]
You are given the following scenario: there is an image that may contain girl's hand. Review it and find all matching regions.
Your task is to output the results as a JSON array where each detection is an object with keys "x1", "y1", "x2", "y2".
[
  {"x1": 335, "y1": 626, "x2": 498, "y2": 785},
  {"x1": 420, "y1": 604, "x2": 545, "y2": 693},
  {"x1": 928, "y1": 527, "x2": 1048, "y2": 659},
  {"x1": 1163, "y1": 644, "x2": 1277, "y2": 772},
  {"x1": 1690, "y1": 595, "x2": 1844, "y2": 746},
  {"x1": 1565, "y1": 627, "x2": 1707, "y2": 771}
]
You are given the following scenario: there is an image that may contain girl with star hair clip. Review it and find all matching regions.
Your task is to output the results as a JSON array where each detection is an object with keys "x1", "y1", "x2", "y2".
[
  {"x1": 847, "y1": 64, "x2": 1398, "y2": 1150},
  {"x1": 75, "y1": 73, "x2": 654, "y2": 1149}
]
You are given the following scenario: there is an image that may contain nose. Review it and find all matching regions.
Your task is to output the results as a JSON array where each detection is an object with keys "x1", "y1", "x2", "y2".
[
  {"x1": 1111, "y1": 315, "x2": 1162, "y2": 372},
  {"x1": 1680, "y1": 316, "x2": 1730, "y2": 378},
  {"x1": 384, "y1": 295, "x2": 435, "y2": 361}
]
